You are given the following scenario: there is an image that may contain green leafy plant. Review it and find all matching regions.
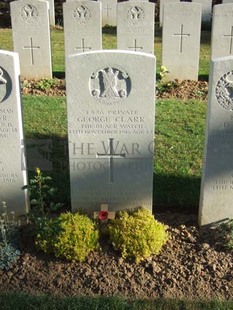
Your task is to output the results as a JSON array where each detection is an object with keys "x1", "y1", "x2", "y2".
[
  {"x1": 35, "y1": 212, "x2": 99, "y2": 262},
  {"x1": 0, "y1": 202, "x2": 21, "y2": 270},
  {"x1": 24, "y1": 168, "x2": 64, "y2": 219},
  {"x1": 109, "y1": 208, "x2": 168, "y2": 263},
  {"x1": 156, "y1": 65, "x2": 175, "y2": 97},
  {"x1": 218, "y1": 219, "x2": 233, "y2": 250},
  {"x1": 34, "y1": 78, "x2": 56, "y2": 91}
]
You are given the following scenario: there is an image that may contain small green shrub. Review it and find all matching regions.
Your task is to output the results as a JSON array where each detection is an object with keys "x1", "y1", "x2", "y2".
[
  {"x1": 109, "y1": 208, "x2": 168, "y2": 263},
  {"x1": 35, "y1": 212, "x2": 99, "y2": 262},
  {"x1": 219, "y1": 219, "x2": 233, "y2": 251},
  {"x1": 0, "y1": 245, "x2": 21, "y2": 270},
  {"x1": 34, "y1": 78, "x2": 56, "y2": 91},
  {"x1": 0, "y1": 202, "x2": 21, "y2": 270}
]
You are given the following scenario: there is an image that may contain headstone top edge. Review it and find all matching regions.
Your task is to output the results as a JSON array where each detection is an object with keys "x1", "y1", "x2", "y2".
[
  {"x1": 215, "y1": 3, "x2": 233, "y2": 7},
  {"x1": 10, "y1": 0, "x2": 49, "y2": 4},
  {"x1": 0, "y1": 50, "x2": 19, "y2": 59},
  {"x1": 63, "y1": 1, "x2": 101, "y2": 5},
  {"x1": 118, "y1": 2, "x2": 154, "y2": 5},
  {"x1": 68, "y1": 50, "x2": 156, "y2": 59},
  {"x1": 0, "y1": 50, "x2": 20, "y2": 75},
  {"x1": 211, "y1": 55, "x2": 233, "y2": 64},
  {"x1": 11, "y1": 0, "x2": 49, "y2": 7},
  {"x1": 213, "y1": 3, "x2": 233, "y2": 12},
  {"x1": 164, "y1": 2, "x2": 202, "y2": 8}
]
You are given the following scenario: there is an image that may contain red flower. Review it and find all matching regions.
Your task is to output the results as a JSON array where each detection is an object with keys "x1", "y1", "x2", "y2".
[{"x1": 98, "y1": 211, "x2": 109, "y2": 221}]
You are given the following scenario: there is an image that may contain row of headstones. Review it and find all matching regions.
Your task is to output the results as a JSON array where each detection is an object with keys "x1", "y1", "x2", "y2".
[
  {"x1": 159, "y1": 0, "x2": 233, "y2": 81},
  {"x1": 46, "y1": 0, "x2": 233, "y2": 28},
  {"x1": 10, "y1": 0, "x2": 155, "y2": 79},
  {"x1": 1, "y1": 48, "x2": 233, "y2": 226},
  {"x1": 10, "y1": 0, "x2": 233, "y2": 82}
]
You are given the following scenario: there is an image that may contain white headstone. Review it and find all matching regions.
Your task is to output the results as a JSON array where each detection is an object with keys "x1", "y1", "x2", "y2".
[
  {"x1": 222, "y1": 0, "x2": 233, "y2": 3},
  {"x1": 66, "y1": 50, "x2": 155, "y2": 214},
  {"x1": 192, "y1": 0, "x2": 212, "y2": 25},
  {"x1": 159, "y1": 0, "x2": 179, "y2": 27},
  {"x1": 211, "y1": 4, "x2": 233, "y2": 60},
  {"x1": 162, "y1": 2, "x2": 202, "y2": 81},
  {"x1": 0, "y1": 50, "x2": 29, "y2": 216},
  {"x1": 63, "y1": 0, "x2": 102, "y2": 59},
  {"x1": 47, "y1": 0, "x2": 55, "y2": 26},
  {"x1": 99, "y1": 0, "x2": 117, "y2": 27},
  {"x1": 117, "y1": 1, "x2": 155, "y2": 54},
  {"x1": 199, "y1": 56, "x2": 233, "y2": 226},
  {"x1": 10, "y1": 0, "x2": 52, "y2": 79}
]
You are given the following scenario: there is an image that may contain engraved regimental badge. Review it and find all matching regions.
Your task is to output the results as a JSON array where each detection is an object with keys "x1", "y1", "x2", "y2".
[
  {"x1": 216, "y1": 71, "x2": 233, "y2": 111},
  {"x1": 0, "y1": 67, "x2": 9, "y2": 103},
  {"x1": 73, "y1": 6, "x2": 91, "y2": 23},
  {"x1": 90, "y1": 67, "x2": 131, "y2": 103},
  {"x1": 127, "y1": 6, "x2": 144, "y2": 24},
  {"x1": 21, "y1": 5, "x2": 38, "y2": 22}
]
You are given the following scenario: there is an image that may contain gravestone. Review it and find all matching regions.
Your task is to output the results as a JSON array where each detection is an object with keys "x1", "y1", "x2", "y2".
[
  {"x1": 199, "y1": 56, "x2": 233, "y2": 226},
  {"x1": 117, "y1": 1, "x2": 155, "y2": 54},
  {"x1": 211, "y1": 4, "x2": 233, "y2": 60},
  {"x1": 10, "y1": 0, "x2": 52, "y2": 79},
  {"x1": 99, "y1": 0, "x2": 117, "y2": 27},
  {"x1": 162, "y1": 2, "x2": 201, "y2": 81},
  {"x1": 63, "y1": 0, "x2": 102, "y2": 59},
  {"x1": 192, "y1": 0, "x2": 212, "y2": 25},
  {"x1": 159, "y1": 0, "x2": 179, "y2": 27},
  {"x1": 47, "y1": 0, "x2": 55, "y2": 26},
  {"x1": 66, "y1": 50, "x2": 155, "y2": 214},
  {"x1": 222, "y1": 0, "x2": 233, "y2": 3},
  {"x1": 0, "y1": 50, "x2": 29, "y2": 216}
]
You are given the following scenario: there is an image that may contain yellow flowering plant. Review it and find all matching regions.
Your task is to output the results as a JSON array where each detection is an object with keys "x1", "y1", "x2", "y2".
[{"x1": 23, "y1": 167, "x2": 64, "y2": 219}]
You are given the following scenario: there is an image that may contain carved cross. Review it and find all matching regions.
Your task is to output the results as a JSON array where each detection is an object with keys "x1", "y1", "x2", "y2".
[
  {"x1": 23, "y1": 37, "x2": 40, "y2": 65},
  {"x1": 96, "y1": 138, "x2": 126, "y2": 183},
  {"x1": 103, "y1": 5, "x2": 112, "y2": 18},
  {"x1": 173, "y1": 24, "x2": 190, "y2": 53},
  {"x1": 223, "y1": 26, "x2": 233, "y2": 55},
  {"x1": 75, "y1": 38, "x2": 91, "y2": 52},
  {"x1": 128, "y1": 39, "x2": 143, "y2": 51}
]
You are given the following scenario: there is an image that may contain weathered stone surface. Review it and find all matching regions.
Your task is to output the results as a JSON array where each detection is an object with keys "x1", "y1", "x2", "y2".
[
  {"x1": 117, "y1": 1, "x2": 155, "y2": 54},
  {"x1": 0, "y1": 50, "x2": 29, "y2": 216},
  {"x1": 10, "y1": 0, "x2": 52, "y2": 79},
  {"x1": 66, "y1": 50, "x2": 155, "y2": 214},
  {"x1": 211, "y1": 4, "x2": 233, "y2": 60},
  {"x1": 63, "y1": 0, "x2": 102, "y2": 59},
  {"x1": 99, "y1": 0, "x2": 117, "y2": 26},
  {"x1": 47, "y1": 0, "x2": 55, "y2": 26},
  {"x1": 162, "y1": 2, "x2": 201, "y2": 81},
  {"x1": 199, "y1": 56, "x2": 233, "y2": 226},
  {"x1": 159, "y1": 0, "x2": 179, "y2": 26},
  {"x1": 222, "y1": 0, "x2": 233, "y2": 3},
  {"x1": 192, "y1": 0, "x2": 212, "y2": 24}
]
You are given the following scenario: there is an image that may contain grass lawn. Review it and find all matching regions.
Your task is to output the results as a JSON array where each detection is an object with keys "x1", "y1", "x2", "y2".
[{"x1": 0, "y1": 293, "x2": 232, "y2": 310}]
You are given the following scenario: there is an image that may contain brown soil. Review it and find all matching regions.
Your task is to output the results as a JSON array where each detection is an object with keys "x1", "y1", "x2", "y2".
[
  {"x1": 21, "y1": 78, "x2": 209, "y2": 101},
  {"x1": 0, "y1": 213, "x2": 232, "y2": 300},
  {"x1": 1, "y1": 79, "x2": 231, "y2": 300}
]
